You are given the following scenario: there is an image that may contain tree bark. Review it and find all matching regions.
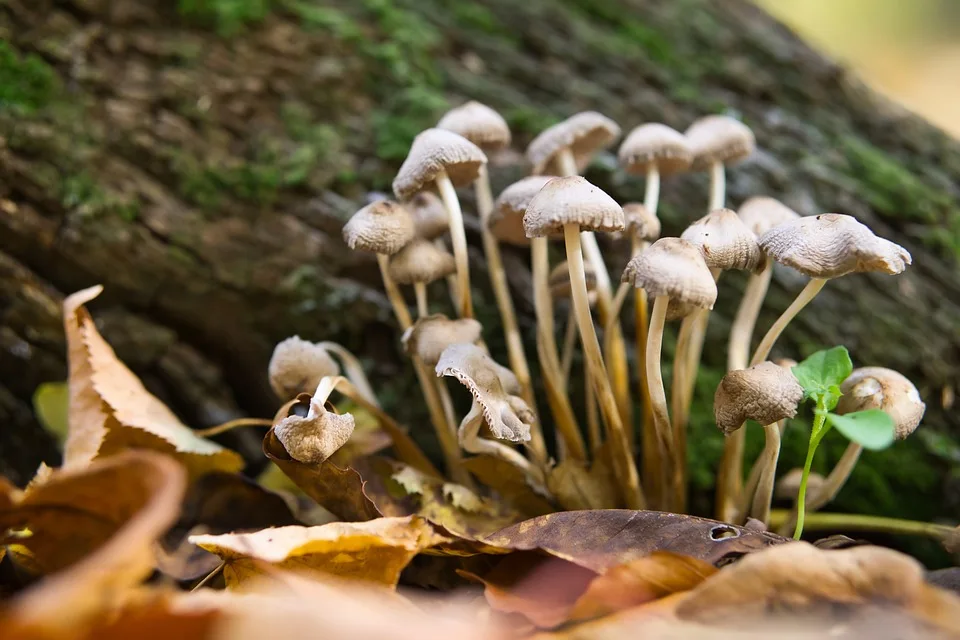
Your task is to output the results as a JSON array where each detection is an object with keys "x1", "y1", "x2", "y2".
[{"x1": 1, "y1": 0, "x2": 957, "y2": 523}]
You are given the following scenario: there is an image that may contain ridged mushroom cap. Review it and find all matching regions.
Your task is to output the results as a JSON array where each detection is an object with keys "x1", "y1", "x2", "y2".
[
  {"x1": 268, "y1": 336, "x2": 340, "y2": 400},
  {"x1": 401, "y1": 314, "x2": 483, "y2": 367},
  {"x1": 392, "y1": 129, "x2": 488, "y2": 200},
  {"x1": 549, "y1": 259, "x2": 597, "y2": 299},
  {"x1": 489, "y1": 175, "x2": 556, "y2": 246},
  {"x1": 437, "y1": 101, "x2": 511, "y2": 151},
  {"x1": 759, "y1": 214, "x2": 912, "y2": 278},
  {"x1": 714, "y1": 361, "x2": 804, "y2": 435},
  {"x1": 342, "y1": 200, "x2": 415, "y2": 255},
  {"x1": 523, "y1": 176, "x2": 625, "y2": 238},
  {"x1": 274, "y1": 390, "x2": 355, "y2": 465},
  {"x1": 408, "y1": 191, "x2": 449, "y2": 240},
  {"x1": 621, "y1": 238, "x2": 718, "y2": 310},
  {"x1": 685, "y1": 115, "x2": 755, "y2": 170},
  {"x1": 526, "y1": 111, "x2": 621, "y2": 175},
  {"x1": 738, "y1": 197, "x2": 801, "y2": 238},
  {"x1": 776, "y1": 468, "x2": 825, "y2": 500},
  {"x1": 621, "y1": 203, "x2": 661, "y2": 243},
  {"x1": 388, "y1": 238, "x2": 456, "y2": 285},
  {"x1": 618, "y1": 123, "x2": 693, "y2": 176},
  {"x1": 681, "y1": 208, "x2": 763, "y2": 272},
  {"x1": 436, "y1": 343, "x2": 530, "y2": 443},
  {"x1": 836, "y1": 367, "x2": 925, "y2": 440}
]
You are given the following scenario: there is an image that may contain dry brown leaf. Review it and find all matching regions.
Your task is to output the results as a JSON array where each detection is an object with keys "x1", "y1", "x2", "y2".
[
  {"x1": 546, "y1": 460, "x2": 617, "y2": 511},
  {"x1": 327, "y1": 403, "x2": 392, "y2": 466},
  {"x1": 189, "y1": 516, "x2": 450, "y2": 589},
  {"x1": 62, "y1": 287, "x2": 243, "y2": 479},
  {"x1": 461, "y1": 456, "x2": 555, "y2": 517}
]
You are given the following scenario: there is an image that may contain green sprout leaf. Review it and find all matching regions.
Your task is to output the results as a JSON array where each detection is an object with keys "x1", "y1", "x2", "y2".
[
  {"x1": 826, "y1": 409, "x2": 896, "y2": 451},
  {"x1": 792, "y1": 346, "x2": 853, "y2": 402}
]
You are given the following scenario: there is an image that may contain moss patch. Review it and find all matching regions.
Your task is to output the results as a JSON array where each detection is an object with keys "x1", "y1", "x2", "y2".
[{"x1": 0, "y1": 42, "x2": 60, "y2": 114}]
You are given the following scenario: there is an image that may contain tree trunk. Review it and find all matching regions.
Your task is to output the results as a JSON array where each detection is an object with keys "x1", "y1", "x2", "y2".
[{"x1": 1, "y1": 0, "x2": 957, "y2": 526}]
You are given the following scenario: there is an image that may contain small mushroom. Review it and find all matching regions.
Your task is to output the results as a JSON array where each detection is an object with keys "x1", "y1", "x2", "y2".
[
  {"x1": 389, "y1": 239, "x2": 456, "y2": 318},
  {"x1": 408, "y1": 191, "x2": 449, "y2": 240},
  {"x1": 618, "y1": 123, "x2": 692, "y2": 216},
  {"x1": 274, "y1": 377, "x2": 354, "y2": 465},
  {"x1": 776, "y1": 468, "x2": 825, "y2": 503},
  {"x1": 752, "y1": 214, "x2": 912, "y2": 365},
  {"x1": 622, "y1": 237, "x2": 717, "y2": 510},
  {"x1": 401, "y1": 314, "x2": 483, "y2": 368},
  {"x1": 268, "y1": 336, "x2": 340, "y2": 401},
  {"x1": 393, "y1": 128, "x2": 487, "y2": 318},
  {"x1": 685, "y1": 115, "x2": 755, "y2": 211},
  {"x1": 714, "y1": 362, "x2": 804, "y2": 525},
  {"x1": 437, "y1": 101, "x2": 511, "y2": 152}
]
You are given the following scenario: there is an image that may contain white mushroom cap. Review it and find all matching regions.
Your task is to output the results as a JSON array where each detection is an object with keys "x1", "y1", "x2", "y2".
[
  {"x1": 738, "y1": 197, "x2": 801, "y2": 238},
  {"x1": 437, "y1": 101, "x2": 511, "y2": 151},
  {"x1": 759, "y1": 214, "x2": 912, "y2": 278},
  {"x1": 274, "y1": 388, "x2": 355, "y2": 464},
  {"x1": 714, "y1": 361, "x2": 804, "y2": 434},
  {"x1": 388, "y1": 238, "x2": 456, "y2": 285},
  {"x1": 621, "y1": 203, "x2": 661, "y2": 243},
  {"x1": 685, "y1": 115, "x2": 755, "y2": 170},
  {"x1": 268, "y1": 336, "x2": 340, "y2": 400},
  {"x1": 526, "y1": 111, "x2": 620, "y2": 175},
  {"x1": 342, "y1": 200, "x2": 416, "y2": 255},
  {"x1": 401, "y1": 314, "x2": 483, "y2": 367},
  {"x1": 836, "y1": 367, "x2": 925, "y2": 440},
  {"x1": 618, "y1": 123, "x2": 693, "y2": 176},
  {"x1": 407, "y1": 191, "x2": 449, "y2": 240},
  {"x1": 776, "y1": 468, "x2": 825, "y2": 500},
  {"x1": 621, "y1": 237, "x2": 718, "y2": 310},
  {"x1": 393, "y1": 128, "x2": 488, "y2": 200},
  {"x1": 681, "y1": 208, "x2": 762, "y2": 272},
  {"x1": 523, "y1": 176, "x2": 624, "y2": 238},
  {"x1": 488, "y1": 175, "x2": 556, "y2": 246},
  {"x1": 549, "y1": 260, "x2": 597, "y2": 299}
]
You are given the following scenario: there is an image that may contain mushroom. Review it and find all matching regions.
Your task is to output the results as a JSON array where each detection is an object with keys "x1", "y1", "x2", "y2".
[
  {"x1": 685, "y1": 115, "x2": 755, "y2": 211},
  {"x1": 496, "y1": 176, "x2": 585, "y2": 461},
  {"x1": 407, "y1": 191, "x2": 457, "y2": 307},
  {"x1": 714, "y1": 362, "x2": 804, "y2": 525},
  {"x1": 393, "y1": 128, "x2": 487, "y2": 318},
  {"x1": 274, "y1": 376, "x2": 354, "y2": 465},
  {"x1": 775, "y1": 468, "x2": 825, "y2": 504},
  {"x1": 268, "y1": 336, "x2": 340, "y2": 401},
  {"x1": 389, "y1": 238, "x2": 456, "y2": 318},
  {"x1": 526, "y1": 176, "x2": 644, "y2": 509},
  {"x1": 342, "y1": 200, "x2": 416, "y2": 329},
  {"x1": 752, "y1": 214, "x2": 912, "y2": 365},
  {"x1": 618, "y1": 123, "x2": 692, "y2": 216},
  {"x1": 716, "y1": 197, "x2": 800, "y2": 522},
  {"x1": 527, "y1": 112, "x2": 632, "y2": 434},
  {"x1": 622, "y1": 237, "x2": 717, "y2": 511}
]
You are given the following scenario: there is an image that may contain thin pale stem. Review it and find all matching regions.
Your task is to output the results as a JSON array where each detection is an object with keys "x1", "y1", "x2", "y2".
[
  {"x1": 777, "y1": 442, "x2": 863, "y2": 536},
  {"x1": 708, "y1": 161, "x2": 725, "y2": 211},
  {"x1": 565, "y1": 224, "x2": 644, "y2": 509},
  {"x1": 748, "y1": 422, "x2": 782, "y2": 525},
  {"x1": 561, "y1": 303, "x2": 577, "y2": 385},
  {"x1": 376, "y1": 253, "x2": 412, "y2": 330},
  {"x1": 195, "y1": 417, "x2": 273, "y2": 437},
  {"x1": 414, "y1": 282, "x2": 428, "y2": 318},
  {"x1": 585, "y1": 365, "x2": 602, "y2": 452},
  {"x1": 647, "y1": 295, "x2": 676, "y2": 510},
  {"x1": 644, "y1": 166, "x2": 661, "y2": 215},
  {"x1": 459, "y1": 406, "x2": 548, "y2": 493},
  {"x1": 751, "y1": 278, "x2": 828, "y2": 366},
  {"x1": 736, "y1": 419, "x2": 784, "y2": 523},
  {"x1": 436, "y1": 171, "x2": 473, "y2": 318},
  {"x1": 318, "y1": 341, "x2": 380, "y2": 408},
  {"x1": 435, "y1": 238, "x2": 459, "y2": 310},
  {"x1": 192, "y1": 562, "x2": 225, "y2": 591},
  {"x1": 608, "y1": 282, "x2": 631, "y2": 331},
  {"x1": 768, "y1": 510, "x2": 955, "y2": 541},
  {"x1": 412, "y1": 356, "x2": 474, "y2": 488},
  {"x1": 628, "y1": 238, "x2": 658, "y2": 505}
]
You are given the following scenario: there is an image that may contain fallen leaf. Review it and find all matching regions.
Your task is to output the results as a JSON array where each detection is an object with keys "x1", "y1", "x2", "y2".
[
  {"x1": 462, "y1": 456, "x2": 555, "y2": 517},
  {"x1": 189, "y1": 516, "x2": 450, "y2": 589},
  {"x1": 482, "y1": 510, "x2": 788, "y2": 571},
  {"x1": 327, "y1": 402, "x2": 392, "y2": 466},
  {"x1": 62, "y1": 286, "x2": 243, "y2": 479},
  {"x1": 546, "y1": 460, "x2": 616, "y2": 511}
]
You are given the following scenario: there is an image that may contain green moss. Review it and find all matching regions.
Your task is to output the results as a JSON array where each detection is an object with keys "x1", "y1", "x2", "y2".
[
  {"x1": 371, "y1": 86, "x2": 449, "y2": 163},
  {"x1": 0, "y1": 42, "x2": 60, "y2": 114},
  {"x1": 177, "y1": 0, "x2": 271, "y2": 36},
  {"x1": 61, "y1": 173, "x2": 140, "y2": 221},
  {"x1": 449, "y1": 4, "x2": 503, "y2": 35},
  {"x1": 279, "y1": 1, "x2": 361, "y2": 37}
]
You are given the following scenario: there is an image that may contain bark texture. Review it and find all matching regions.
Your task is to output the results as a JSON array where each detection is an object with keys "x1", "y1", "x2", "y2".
[{"x1": 0, "y1": 0, "x2": 957, "y2": 530}]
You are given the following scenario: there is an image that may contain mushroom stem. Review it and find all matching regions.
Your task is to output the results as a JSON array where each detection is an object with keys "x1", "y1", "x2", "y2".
[
  {"x1": 474, "y1": 165, "x2": 545, "y2": 459},
  {"x1": 412, "y1": 357, "x2": 475, "y2": 489},
  {"x1": 736, "y1": 418, "x2": 785, "y2": 523},
  {"x1": 776, "y1": 442, "x2": 863, "y2": 536},
  {"x1": 561, "y1": 304, "x2": 577, "y2": 384},
  {"x1": 414, "y1": 283, "x2": 429, "y2": 318},
  {"x1": 459, "y1": 405, "x2": 548, "y2": 493},
  {"x1": 564, "y1": 223, "x2": 645, "y2": 509},
  {"x1": 646, "y1": 295, "x2": 678, "y2": 511},
  {"x1": 750, "y1": 278, "x2": 828, "y2": 366},
  {"x1": 746, "y1": 422, "x2": 782, "y2": 525},
  {"x1": 435, "y1": 238, "x2": 460, "y2": 310},
  {"x1": 585, "y1": 368, "x2": 602, "y2": 453},
  {"x1": 376, "y1": 253, "x2": 413, "y2": 330},
  {"x1": 435, "y1": 170, "x2": 473, "y2": 318},
  {"x1": 318, "y1": 341, "x2": 381, "y2": 408},
  {"x1": 532, "y1": 236, "x2": 587, "y2": 460},
  {"x1": 767, "y1": 510, "x2": 954, "y2": 542},
  {"x1": 708, "y1": 160, "x2": 725, "y2": 211},
  {"x1": 644, "y1": 166, "x2": 660, "y2": 214}
]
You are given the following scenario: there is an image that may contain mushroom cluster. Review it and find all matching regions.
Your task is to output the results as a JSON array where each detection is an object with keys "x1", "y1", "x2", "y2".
[{"x1": 264, "y1": 104, "x2": 921, "y2": 530}]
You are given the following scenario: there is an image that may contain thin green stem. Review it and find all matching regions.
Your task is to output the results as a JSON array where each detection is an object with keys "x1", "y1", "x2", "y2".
[{"x1": 794, "y1": 400, "x2": 829, "y2": 539}]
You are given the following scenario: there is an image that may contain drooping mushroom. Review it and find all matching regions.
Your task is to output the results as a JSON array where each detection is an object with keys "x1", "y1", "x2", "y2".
[
  {"x1": 685, "y1": 115, "x2": 755, "y2": 211},
  {"x1": 393, "y1": 128, "x2": 487, "y2": 318},
  {"x1": 268, "y1": 336, "x2": 340, "y2": 401},
  {"x1": 622, "y1": 237, "x2": 717, "y2": 510},
  {"x1": 714, "y1": 362, "x2": 804, "y2": 525},
  {"x1": 618, "y1": 123, "x2": 692, "y2": 216},
  {"x1": 495, "y1": 176, "x2": 585, "y2": 461},
  {"x1": 752, "y1": 214, "x2": 912, "y2": 365},
  {"x1": 526, "y1": 176, "x2": 644, "y2": 509},
  {"x1": 389, "y1": 238, "x2": 456, "y2": 318},
  {"x1": 274, "y1": 377, "x2": 354, "y2": 465}
]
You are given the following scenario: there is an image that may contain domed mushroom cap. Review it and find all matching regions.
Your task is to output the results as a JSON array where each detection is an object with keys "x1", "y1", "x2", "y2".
[
  {"x1": 268, "y1": 336, "x2": 340, "y2": 400},
  {"x1": 618, "y1": 123, "x2": 693, "y2": 176},
  {"x1": 408, "y1": 191, "x2": 449, "y2": 240},
  {"x1": 774, "y1": 357, "x2": 799, "y2": 370},
  {"x1": 621, "y1": 203, "x2": 661, "y2": 243},
  {"x1": 437, "y1": 101, "x2": 511, "y2": 151},
  {"x1": 526, "y1": 111, "x2": 621, "y2": 175},
  {"x1": 836, "y1": 367, "x2": 925, "y2": 440},
  {"x1": 342, "y1": 200, "x2": 416, "y2": 255},
  {"x1": 685, "y1": 115, "x2": 755, "y2": 170},
  {"x1": 549, "y1": 259, "x2": 597, "y2": 299},
  {"x1": 714, "y1": 361, "x2": 804, "y2": 435},
  {"x1": 776, "y1": 468, "x2": 825, "y2": 500},
  {"x1": 681, "y1": 208, "x2": 762, "y2": 272},
  {"x1": 621, "y1": 238, "x2": 718, "y2": 309},
  {"x1": 274, "y1": 391, "x2": 355, "y2": 465},
  {"x1": 489, "y1": 175, "x2": 556, "y2": 246},
  {"x1": 392, "y1": 128, "x2": 488, "y2": 200},
  {"x1": 738, "y1": 197, "x2": 800, "y2": 238},
  {"x1": 523, "y1": 176, "x2": 624, "y2": 238},
  {"x1": 436, "y1": 343, "x2": 530, "y2": 443},
  {"x1": 759, "y1": 214, "x2": 912, "y2": 278},
  {"x1": 388, "y1": 238, "x2": 456, "y2": 285},
  {"x1": 401, "y1": 314, "x2": 483, "y2": 367}
]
